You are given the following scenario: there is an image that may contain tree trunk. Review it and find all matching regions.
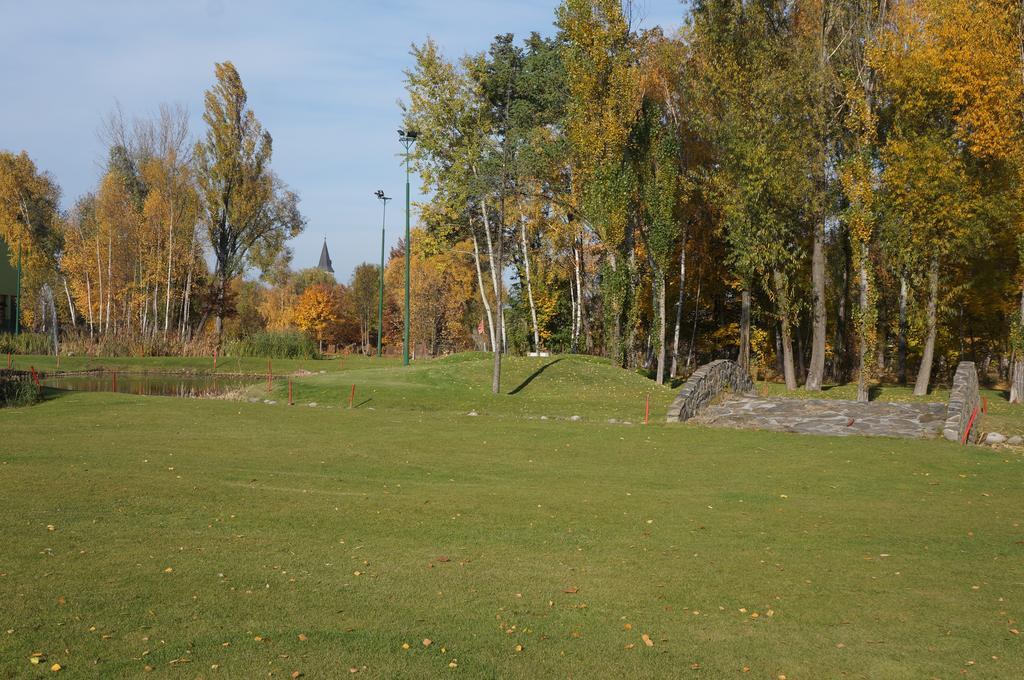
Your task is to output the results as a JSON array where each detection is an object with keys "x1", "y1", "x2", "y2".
[
  {"x1": 856, "y1": 246, "x2": 871, "y2": 403},
  {"x1": 569, "y1": 261, "x2": 578, "y2": 352},
  {"x1": 471, "y1": 229, "x2": 496, "y2": 352},
  {"x1": 520, "y1": 218, "x2": 540, "y2": 353},
  {"x1": 806, "y1": 218, "x2": 827, "y2": 390},
  {"x1": 686, "y1": 265, "x2": 702, "y2": 370},
  {"x1": 63, "y1": 277, "x2": 77, "y2": 327},
  {"x1": 492, "y1": 205, "x2": 504, "y2": 395},
  {"x1": 181, "y1": 264, "x2": 193, "y2": 340},
  {"x1": 165, "y1": 212, "x2": 174, "y2": 334},
  {"x1": 897, "y1": 275, "x2": 908, "y2": 385},
  {"x1": 85, "y1": 271, "x2": 94, "y2": 338},
  {"x1": 834, "y1": 245, "x2": 849, "y2": 383},
  {"x1": 480, "y1": 199, "x2": 502, "y2": 352},
  {"x1": 655, "y1": 270, "x2": 667, "y2": 385},
  {"x1": 738, "y1": 288, "x2": 751, "y2": 374},
  {"x1": 670, "y1": 238, "x2": 686, "y2": 378},
  {"x1": 913, "y1": 258, "x2": 940, "y2": 396},
  {"x1": 106, "y1": 233, "x2": 112, "y2": 332},
  {"x1": 1010, "y1": 286, "x2": 1024, "y2": 403},
  {"x1": 773, "y1": 270, "x2": 798, "y2": 391},
  {"x1": 214, "y1": 273, "x2": 227, "y2": 347},
  {"x1": 574, "y1": 239, "x2": 584, "y2": 352}
]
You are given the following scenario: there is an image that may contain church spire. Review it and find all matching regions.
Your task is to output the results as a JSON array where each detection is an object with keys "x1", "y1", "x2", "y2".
[{"x1": 317, "y1": 238, "x2": 334, "y2": 274}]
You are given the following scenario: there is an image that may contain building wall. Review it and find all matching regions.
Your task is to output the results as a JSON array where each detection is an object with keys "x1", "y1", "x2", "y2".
[{"x1": 0, "y1": 238, "x2": 19, "y2": 333}]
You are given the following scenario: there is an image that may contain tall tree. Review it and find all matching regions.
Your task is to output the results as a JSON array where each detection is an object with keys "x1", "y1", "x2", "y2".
[{"x1": 194, "y1": 61, "x2": 304, "y2": 344}]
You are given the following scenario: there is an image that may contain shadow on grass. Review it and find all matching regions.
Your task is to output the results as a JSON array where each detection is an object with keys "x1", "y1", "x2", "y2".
[
  {"x1": 508, "y1": 359, "x2": 562, "y2": 395},
  {"x1": 355, "y1": 398, "x2": 373, "y2": 408}
]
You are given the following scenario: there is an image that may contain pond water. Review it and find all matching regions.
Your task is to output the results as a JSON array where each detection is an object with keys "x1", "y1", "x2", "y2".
[{"x1": 42, "y1": 373, "x2": 258, "y2": 398}]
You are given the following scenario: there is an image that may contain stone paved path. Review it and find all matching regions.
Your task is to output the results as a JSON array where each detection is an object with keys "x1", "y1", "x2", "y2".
[{"x1": 693, "y1": 396, "x2": 947, "y2": 439}]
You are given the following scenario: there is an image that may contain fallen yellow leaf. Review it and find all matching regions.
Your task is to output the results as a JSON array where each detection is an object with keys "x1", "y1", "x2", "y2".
[
  {"x1": 423, "y1": 638, "x2": 432, "y2": 647},
  {"x1": 641, "y1": 633, "x2": 654, "y2": 647},
  {"x1": 51, "y1": 663, "x2": 62, "y2": 672}
]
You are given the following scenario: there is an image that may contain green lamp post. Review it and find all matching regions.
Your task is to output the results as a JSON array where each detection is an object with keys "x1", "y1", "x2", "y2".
[
  {"x1": 374, "y1": 190, "x2": 391, "y2": 358},
  {"x1": 398, "y1": 129, "x2": 418, "y2": 366}
]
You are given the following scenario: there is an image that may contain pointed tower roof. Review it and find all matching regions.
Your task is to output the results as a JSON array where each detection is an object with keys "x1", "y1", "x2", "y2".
[{"x1": 317, "y1": 239, "x2": 334, "y2": 273}]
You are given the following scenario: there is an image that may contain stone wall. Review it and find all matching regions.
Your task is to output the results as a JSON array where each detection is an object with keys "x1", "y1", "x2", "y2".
[
  {"x1": 943, "y1": 361, "x2": 981, "y2": 443},
  {"x1": 666, "y1": 359, "x2": 755, "y2": 422}
]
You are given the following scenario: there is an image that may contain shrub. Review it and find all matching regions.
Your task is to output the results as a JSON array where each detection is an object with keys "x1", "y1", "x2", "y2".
[
  {"x1": 0, "y1": 332, "x2": 53, "y2": 355},
  {"x1": 224, "y1": 330, "x2": 320, "y2": 359},
  {"x1": 0, "y1": 371, "x2": 40, "y2": 408}
]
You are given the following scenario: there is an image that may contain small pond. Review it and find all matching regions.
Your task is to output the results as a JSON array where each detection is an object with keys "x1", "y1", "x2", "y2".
[{"x1": 42, "y1": 373, "x2": 258, "y2": 398}]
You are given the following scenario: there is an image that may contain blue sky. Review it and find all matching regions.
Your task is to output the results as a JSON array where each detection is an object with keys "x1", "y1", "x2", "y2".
[{"x1": 0, "y1": 0, "x2": 685, "y2": 280}]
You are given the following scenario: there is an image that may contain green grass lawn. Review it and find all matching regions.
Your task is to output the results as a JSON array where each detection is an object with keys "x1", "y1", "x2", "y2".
[{"x1": 1, "y1": 355, "x2": 1023, "y2": 677}]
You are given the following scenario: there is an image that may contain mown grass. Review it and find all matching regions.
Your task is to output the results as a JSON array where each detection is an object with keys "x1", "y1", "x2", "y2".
[{"x1": 1, "y1": 355, "x2": 1022, "y2": 678}]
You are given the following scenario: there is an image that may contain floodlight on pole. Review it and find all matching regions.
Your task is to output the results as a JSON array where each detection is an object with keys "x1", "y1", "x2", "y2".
[{"x1": 374, "y1": 190, "x2": 391, "y2": 358}]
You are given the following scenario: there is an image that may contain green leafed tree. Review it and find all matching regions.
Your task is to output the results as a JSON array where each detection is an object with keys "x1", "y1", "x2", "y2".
[{"x1": 194, "y1": 61, "x2": 305, "y2": 344}]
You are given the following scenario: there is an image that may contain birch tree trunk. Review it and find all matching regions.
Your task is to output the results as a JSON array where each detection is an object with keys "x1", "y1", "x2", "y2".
[
  {"x1": 686, "y1": 269, "x2": 702, "y2": 370},
  {"x1": 913, "y1": 258, "x2": 940, "y2": 396},
  {"x1": 569, "y1": 262, "x2": 578, "y2": 351},
  {"x1": 480, "y1": 200, "x2": 502, "y2": 351},
  {"x1": 670, "y1": 239, "x2": 686, "y2": 378},
  {"x1": 164, "y1": 210, "x2": 174, "y2": 334},
  {"x1": 897, "y1": 275, "x2": 909, "y2": 385},
  {"x1": 85, "y1": 272, "x2": 94, "y2": 338},
  {"x1": 492, "y1": 201, "x2": 504, "y2": 395},
  {"x1": 519, "y1": 218, "x2": 540, "y2": 353},
  {"x1": 63, "y1": 277, "x2": 77, "y2": 327},
  {"x1": 471, "y1": 229, "x2": 496, "y2": 352},
  {"x1": 574, "y1": 240, "x2": 584, "y2": 352},
  {"x1": 106, "y1": 233, "x2": 112, "y2": 332},
  {"x1": 95, "y1": 236, "x2": 104, "y2": 334}
]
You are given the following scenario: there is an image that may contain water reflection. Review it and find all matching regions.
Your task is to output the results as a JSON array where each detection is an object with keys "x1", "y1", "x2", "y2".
[{"x1": 42, "y1": 373, "x2": 257, "y2": 398}]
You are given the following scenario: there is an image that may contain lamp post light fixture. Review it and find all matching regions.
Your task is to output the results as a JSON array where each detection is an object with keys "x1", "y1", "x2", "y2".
[
  {"x1": 374, "y1": 190, "x2": 391, "y2": 358},
  {"x1": 397, "y1": 129, "x2": 418, "y2": 366}
]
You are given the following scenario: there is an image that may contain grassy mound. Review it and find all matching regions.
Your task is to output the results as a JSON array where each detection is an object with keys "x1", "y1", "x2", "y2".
[{"x1": 258, "y1": 353, "x2": 678, "y2": 422}]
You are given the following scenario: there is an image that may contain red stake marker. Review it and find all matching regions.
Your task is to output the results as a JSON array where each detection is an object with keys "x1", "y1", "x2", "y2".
[
  {"x1": 644, "y1": 394, "x2": 650, "y2": 425},
  {"x1": 982, "y1": 397, "x2": 988, "y2": 414},
  {"x1": 962, "y1": 406, "x2": 980, "y2": 445},
  {"x1": 213, "y1": 349, "x2": 218, "y2": 371},
  {"x1": 288, "y1": 379, "x2": 293, "y2": 406},
  {"x1": 349, "y1": 383, "x2": 355, "y2": 409}
]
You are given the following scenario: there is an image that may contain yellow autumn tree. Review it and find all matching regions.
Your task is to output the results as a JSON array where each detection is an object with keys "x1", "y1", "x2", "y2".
[{"x1": 292, "y1": 283, "x2": 343, "y2": 352}]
